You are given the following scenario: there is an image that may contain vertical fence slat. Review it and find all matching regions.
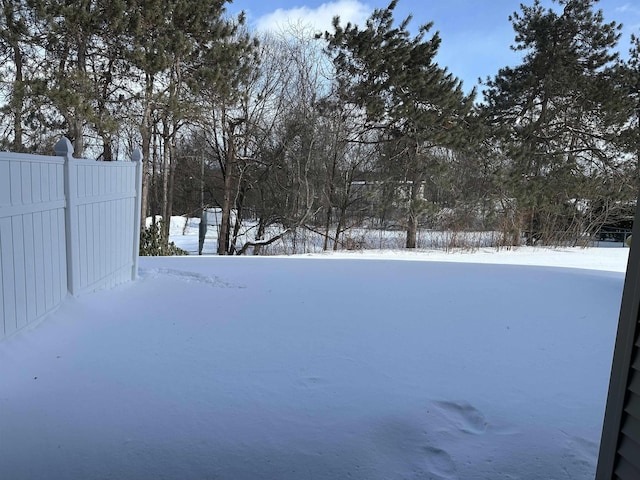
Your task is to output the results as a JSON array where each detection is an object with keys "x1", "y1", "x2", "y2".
[
  {"x1": 94, "y1": 201, "x2": 100, "y2": 283},
  {"x1": 89, "y1": 201, "x2": 96, "y2": 287},
  {"x1": 23, "y1": 214, "x2": 37, "y2": 323},
  {"x1": 33, "y1": 211, "x2": 45, "y2": 318},
  {"x1": 0, "y1": 230, "x2": 3, "y2": 336},
  {"x1": 85, "y1": 199, "x2": 92, "y2": 288},
  {"x1": 11, "y1": 216, "x2": 27, "y2": 330},
  {"x1": 56, "y1": 163, "x2": 64, "y2": 199},
  {"x1": 106, "y1": 200, "x2": 112, "y2": 288},
  {"x1": 58, "y1": 208, "x2": 67, "y2": 302},
  {"x1": 40, "y1": 163, "x2": 49, "y2": 202},
  {"x1": 77, "y1": 165, "x2": 85, "y2": 198},
  {"x1": 10, "y1": 162, "x2": 21, "y2": 205},
  {"x1": 99, "y1": 200, "x2": 106, "y2": 281},
  {"x1": 90, "y1": 202, "x2": 98, "y2": 286},
  {"x1": 117, "y1": 199, "x2": 124, "y2": 272},
  {"x1": 92, "y1": 165, "x2": 99, "y2": 198},
  {"x1": 109, "y1": 200, "x2": 115, "y2": 275},
  {"x1": 42, "y1": 210, "x2": 53, "y2": 310},
  {"x1": 105, "y1": 166, "x2": 111, "y2": 195},
  {"x1": 21, "y1": 163, "x2": 31, "y2": 205},
  {"x1": 79, "y1": 204, "x2": 87, "y2": 289},
  {"x1": 32, "y1": 163, "x2": 41, "y2": 203},
  {"x1": 50, "y1": 209, "x2": 61, "y2": 305},
  {"x1": 1, "y1": 218, "x2": 16, "y2": 336},
  {"x1": 0, "y1": 161, "x2": 10, "y2": 207},
  {"x1": 85, "y1": 165, "x2": 91, "y2": 197},
  {"x1": 101, "y1": 165, "x2": 107, "y2": 196}
]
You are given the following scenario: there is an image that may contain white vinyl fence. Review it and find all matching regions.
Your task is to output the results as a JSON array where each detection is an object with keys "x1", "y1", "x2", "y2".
[{"x1": 0, "y1": 138, "x2": 142, "y2": 340}]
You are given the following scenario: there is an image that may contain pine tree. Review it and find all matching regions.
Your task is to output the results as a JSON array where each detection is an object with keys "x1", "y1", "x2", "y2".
[
  {"x1": 321, "y1": 0, "x2": 474, "y2": 248},
  {"x1": 618, "y1": 35, "x2": 640, "y2": 183},
  {"x1": 483, "y1": 0, "x2": 630, "y2": 245},
  {"x1": 123, "y1": 0, "x2": 255, "y2": 238}
]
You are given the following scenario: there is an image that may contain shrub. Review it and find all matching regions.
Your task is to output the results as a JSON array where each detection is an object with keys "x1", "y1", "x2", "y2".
[{"x1": 140, "y1": 220, "x2": 188, "y2": 256}]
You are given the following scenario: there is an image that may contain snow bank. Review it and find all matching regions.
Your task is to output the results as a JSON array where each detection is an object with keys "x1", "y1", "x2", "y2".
[{"x1": 0, "y1": 253, "x2": 625, "y2": 479}]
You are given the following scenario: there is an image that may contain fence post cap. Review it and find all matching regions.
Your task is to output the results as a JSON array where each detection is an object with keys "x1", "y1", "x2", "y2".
[
  {"x1": 54, "y1": 137, "x2": 74, "y2": 157},
  {"x1": 132, "y1": 149, "x2": 143, "y2": 163}
]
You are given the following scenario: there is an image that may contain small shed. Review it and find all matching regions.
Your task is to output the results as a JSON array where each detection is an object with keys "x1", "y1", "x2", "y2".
[{"x1": 197, "y1": 208, "x2": 238, "y2": 255}]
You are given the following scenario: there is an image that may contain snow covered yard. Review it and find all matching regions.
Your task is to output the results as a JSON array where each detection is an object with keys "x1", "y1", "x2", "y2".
[{"x1": 0, "y1": 248, "x2": 629, "y2": 479}]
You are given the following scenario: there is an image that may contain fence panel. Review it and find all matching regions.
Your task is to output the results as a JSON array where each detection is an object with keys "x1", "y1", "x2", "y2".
[
  {"x1": 0, "y1": 153, "x2": 66, "y2": 338},
  {"x1": 55, "y1": 138, "x2": 141, "y2": 297},
  {"x1": 0, "y1": 139, "x2": 142, "y2": 340}
]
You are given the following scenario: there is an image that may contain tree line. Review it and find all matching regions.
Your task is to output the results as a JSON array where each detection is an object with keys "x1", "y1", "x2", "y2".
[{"x1": 1, "y1": 0, "x2": 639, "y2": 253}]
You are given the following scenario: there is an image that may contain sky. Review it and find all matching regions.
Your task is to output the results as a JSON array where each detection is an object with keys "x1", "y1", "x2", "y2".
[
  {"x1": 227, "y1": 0, "x2": 640, "y2": 95},
  {"x1": 0, "y1": 215, "x2": 629, "y2": 478}
]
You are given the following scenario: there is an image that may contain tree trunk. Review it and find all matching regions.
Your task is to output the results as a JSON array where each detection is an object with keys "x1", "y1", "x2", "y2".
[
  {"x1": 139, "y1": 74, "x2": 154, "y2": 230},
  {"x1": 218, "y1": 120, "x2": 239, "y2": 255},
  {"x1": 140, "y1": 128, "x2": 151, "y2": 229},
  {"x1": 253, "y1": 218, "x2": 267, "y2": 255},
  {"x1": 405, "y1": 186, "x2": 418, "y2": 248},
  {"x1": 97, "y1": 56, "x2": 115, "y2": 161},
  {"x1": 166, "y1": 140, "x2": 177, "y2": 239},
  {"x1": 101, "y1": 138, "x2": 113, "y2": 161},
  {"x1": 162, "y1": 59, "x2": 182, "y2": 240},
  {"x1": 333, "y1": 206, "x2": 346, "y2": 251},
  {"x1": 151, "y1": 131, "x2": 160, "y2": 223},
  {"x1": 218, "y1": 166, "x2": 234, "y2": 255},
  {"x1": 323, "y1": 148, "x2": 338, "y2": 251},
  {"x1": 405, "y1": 172, "x2": 421, "y2": 249},
  {"x1": 71, "y1": 24, "x2": 88, "y2": 159},
  {"x1": 2, "y1": 1, "x2": 25, "y2": 151},
  {"x1": 12, "y1": 43, "x2": 24, "y2": 151},
  {"x1": 323, "y1": 207, "x2": 333, "y2": 251},
  {"x1": 161, "y1": 123, "x2": 171, "y2": 239},
  {"x1": 230, "y1": 181, "x2": 247, "y2": 254},
  {"x1": 70, "y1": 117, "x2": 84, "y2": 158},
  {"x1": 333, "y1": 178, "x2": 352, "y2": 251}
]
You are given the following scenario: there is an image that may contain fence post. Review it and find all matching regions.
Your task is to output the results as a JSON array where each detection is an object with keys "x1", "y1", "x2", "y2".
[
  {"x1": 131, "y1": 149, "x2": 143, "y2": 280},
  {"x1": 55, "y1": 137, "x2": 80, "y2": 296}
]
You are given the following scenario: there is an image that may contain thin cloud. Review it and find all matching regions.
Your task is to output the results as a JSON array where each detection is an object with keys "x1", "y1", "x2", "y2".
[
  {"x1": 616, "y1": 3, "x2": 640, "y2": 15},
  {"x1": 255, "y1": 0, "x2": 372, "y2": 35}
]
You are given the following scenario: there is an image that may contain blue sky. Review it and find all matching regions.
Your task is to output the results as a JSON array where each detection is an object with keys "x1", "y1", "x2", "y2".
[{"x1": 227, "y1": 0, "x2": 640, "y2": 95}]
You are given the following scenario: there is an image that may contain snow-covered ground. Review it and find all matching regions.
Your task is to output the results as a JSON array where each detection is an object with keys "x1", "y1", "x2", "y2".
[{"x1": 0, "y1": 234, "x2": 629, "y2": 479}]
